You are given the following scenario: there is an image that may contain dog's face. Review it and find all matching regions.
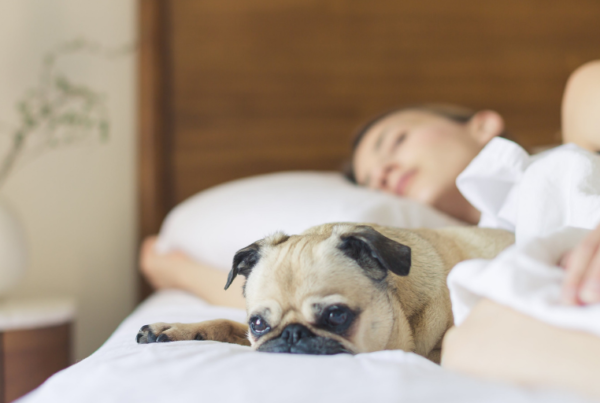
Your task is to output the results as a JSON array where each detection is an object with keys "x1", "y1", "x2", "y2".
[{"x1": 224, "y1": 224, "x2": 417, "y2": 355}]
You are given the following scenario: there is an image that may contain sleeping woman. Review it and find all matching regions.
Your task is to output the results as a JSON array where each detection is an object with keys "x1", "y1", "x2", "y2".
[{"x1": 140, "y1": 60, "x2": 600, "y2": 311}]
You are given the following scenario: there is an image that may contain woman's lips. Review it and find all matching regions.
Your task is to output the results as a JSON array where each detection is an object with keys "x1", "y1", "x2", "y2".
[{"x1": 395, "y1": 170, "x2": 417, "y2": 196}]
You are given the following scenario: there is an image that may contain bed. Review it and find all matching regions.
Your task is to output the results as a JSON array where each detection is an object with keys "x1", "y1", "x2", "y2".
[
  {"x1": 18, "y1": 290, "x2": 590, "y2": 403},
  {"x1": 18, "y1": 0, "x2": 600, "y2": 401}
]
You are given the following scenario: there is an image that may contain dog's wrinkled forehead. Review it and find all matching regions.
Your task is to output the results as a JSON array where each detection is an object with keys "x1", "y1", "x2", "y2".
[
  {"x1": 224, "y1": 224, "x2": 411, "y2": 291},
  {"x1": 263, "y1": 231, "x2": 292, "y2": 247}
]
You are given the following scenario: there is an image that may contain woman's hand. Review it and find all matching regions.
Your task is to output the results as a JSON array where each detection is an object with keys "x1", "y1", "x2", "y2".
[
  {"x1": 139, "y1": 236, "x2": 196, "y2": 290},
  {"x1": 560, "y1": 224, "x2": 600, "y2": 305}
]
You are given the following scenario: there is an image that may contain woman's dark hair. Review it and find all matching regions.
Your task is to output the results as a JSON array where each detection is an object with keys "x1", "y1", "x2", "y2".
[{"x1": 344, "y1": 103, "x2": 513, "y2": 183}]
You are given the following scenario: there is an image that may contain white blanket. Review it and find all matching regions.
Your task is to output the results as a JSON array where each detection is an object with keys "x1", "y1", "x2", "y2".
[
  {"x1": 450, "y1": 138, "x2": 600, "y2": 331},
  {"x1": 18, "y1": 291, "x2": 588, "y2": 403}
]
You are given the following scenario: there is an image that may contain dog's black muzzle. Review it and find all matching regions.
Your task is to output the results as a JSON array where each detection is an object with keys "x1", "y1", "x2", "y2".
[{"x1": 256, "y1": 323, "x2": 350, "y2": 355}]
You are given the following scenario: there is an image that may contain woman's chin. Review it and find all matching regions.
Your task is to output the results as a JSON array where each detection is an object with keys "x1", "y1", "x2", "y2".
[{"x1": 410, "y1": 186, "x2": 440, "y2": 207}]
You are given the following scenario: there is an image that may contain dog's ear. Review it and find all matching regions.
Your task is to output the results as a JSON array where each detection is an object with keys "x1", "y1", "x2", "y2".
[
  {"x1": 225, "y1": 243, "x2": 261, "y2": 290},
  {"x1": 338, "y1": 226, "x2": 411, "y2": 280}
]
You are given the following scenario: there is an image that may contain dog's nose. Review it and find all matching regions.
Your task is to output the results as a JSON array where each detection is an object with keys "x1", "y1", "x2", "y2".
[{"x1": 280, "y1": 324, "x2": 314, "y2": 345}]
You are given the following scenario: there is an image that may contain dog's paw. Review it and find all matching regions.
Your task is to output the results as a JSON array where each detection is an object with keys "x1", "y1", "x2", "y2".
[
  {"x1": 137, "y1": 322, "x2": 179, "y2": 344},
  {"x1": 136, "y1": 320, "x2": 251, "y2": 346}
]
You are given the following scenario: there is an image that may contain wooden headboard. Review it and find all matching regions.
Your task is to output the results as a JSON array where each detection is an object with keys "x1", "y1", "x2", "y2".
[{"x1": 138, "y1": 0, "x2": 600, "y2": 298}]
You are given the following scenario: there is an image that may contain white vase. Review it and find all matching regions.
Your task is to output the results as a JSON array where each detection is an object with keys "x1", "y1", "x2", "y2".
[{"x1": 0, "y1": 197, "x2": 27, "y2": 295}]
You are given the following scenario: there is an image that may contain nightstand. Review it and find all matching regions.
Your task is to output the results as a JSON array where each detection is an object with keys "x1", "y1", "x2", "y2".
[{"x1": 0, "y1": 298, "x2": 75, "y2": 403}]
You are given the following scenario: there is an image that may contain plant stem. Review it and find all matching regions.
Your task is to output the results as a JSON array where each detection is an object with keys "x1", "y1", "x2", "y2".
[{"x1": 0, "y1": 133, "x2": 25, "y2": 190}]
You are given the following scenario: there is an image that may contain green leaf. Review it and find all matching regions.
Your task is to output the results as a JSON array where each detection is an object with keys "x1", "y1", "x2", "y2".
[
  {"x1": 14, "y1": 130, "x2": 24, "y2": 143},
  {"x1": 17, "y1": 101, "x2": 35, "y2": 127},
  {"x1": 55, "y1": 76, "x2": 70, "y2": 92},
  {"x1": 40, "y1": 104, "x2": 51, "y2": 117}
]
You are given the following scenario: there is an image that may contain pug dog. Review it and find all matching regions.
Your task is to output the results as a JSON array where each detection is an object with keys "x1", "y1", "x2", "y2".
[{"x1": 137, "y1": 223, "x2": 514, "y2": 363}]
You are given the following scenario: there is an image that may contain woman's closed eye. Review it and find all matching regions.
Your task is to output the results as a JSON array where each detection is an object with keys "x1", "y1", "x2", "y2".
[
  {"x1": 360, "y1": 131, "x2": 407, "y2": 187},
  {"x1": 392, "y1": 132, "x2": 407, "y2": 150}
]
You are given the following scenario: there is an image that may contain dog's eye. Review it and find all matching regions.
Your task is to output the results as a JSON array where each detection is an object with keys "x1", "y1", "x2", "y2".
[
  {"x1": 249, "y1": 316, "x2": 270, "y2": 335},
  {"x1": 322, "y1": 306, "x2": 355, "y2": 330},
  {"x1": 327, "y1": 308, "x2": 348, "y2": 326}
]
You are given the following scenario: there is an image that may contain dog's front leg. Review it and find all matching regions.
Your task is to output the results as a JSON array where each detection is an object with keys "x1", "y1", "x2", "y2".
[{"x1": 136, "y1": 319, "x2": 250, "y2": 346}]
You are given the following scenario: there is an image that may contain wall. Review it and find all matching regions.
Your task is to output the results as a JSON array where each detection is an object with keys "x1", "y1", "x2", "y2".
[{"x1": 0, "y1": 0, "x2": 137, "y2": 360}]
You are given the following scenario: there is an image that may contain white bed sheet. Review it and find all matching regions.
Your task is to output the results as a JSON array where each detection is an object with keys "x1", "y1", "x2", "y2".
[{"x1": 19, "y1": 290, "x2": 592, "y2": 403}]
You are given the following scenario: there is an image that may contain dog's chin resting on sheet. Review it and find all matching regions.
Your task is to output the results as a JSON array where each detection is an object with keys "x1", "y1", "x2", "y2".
[{"x1": 137, "y1": 223, "x2": 514, "y2": 363}]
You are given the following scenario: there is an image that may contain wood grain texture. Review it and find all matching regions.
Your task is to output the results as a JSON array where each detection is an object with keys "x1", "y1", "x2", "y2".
[
  {"x1": 165, "y1": 0, "x2": 600, "y2": 203},
  {"x1": 2, "y1": 324, "x2": 71, "y2": 402},
  {"x1": 139, "y1": 0, "x2": 173, "y2": 239},
  {"x1": 138, "y1": 0, "x2": 173, "y2": 299},
  {"x1": 0, "y1": 333, "x2": 4, "y2": 403}
]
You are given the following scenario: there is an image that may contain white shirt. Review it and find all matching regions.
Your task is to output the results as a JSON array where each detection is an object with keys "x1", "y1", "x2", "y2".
[
  {"x1": 448, "y1": 137, "x2": 600, "y2": 334},
  {"x1": 457, "y1": 137, "x2": 600, "y2": 243}
]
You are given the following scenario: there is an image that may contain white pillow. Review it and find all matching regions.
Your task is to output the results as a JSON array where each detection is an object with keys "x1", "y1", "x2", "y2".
[{"x1": 156, "y1": 171, "x2": 462, "y2": 270}]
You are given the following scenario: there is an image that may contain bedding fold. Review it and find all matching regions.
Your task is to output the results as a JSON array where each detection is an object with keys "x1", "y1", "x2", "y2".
[{"x1": 449, "y1": 227, "x2": 600, "y2": 336}]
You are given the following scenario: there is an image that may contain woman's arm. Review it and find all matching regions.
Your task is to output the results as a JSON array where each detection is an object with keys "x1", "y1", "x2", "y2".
[
  {"x1": 139, "y1": 236, "x2": 246, "y2": 310},
  {"x1": 442, "y1": 299, "x2": 600, "y2": 400},
  {"x1": 562, "y1": 60, "x2": 600, "y2": 151}
]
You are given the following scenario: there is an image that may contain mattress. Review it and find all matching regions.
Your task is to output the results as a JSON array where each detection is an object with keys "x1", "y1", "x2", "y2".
[{"x1": 19, "y1": 290, "x2": 592, "y2": 403}]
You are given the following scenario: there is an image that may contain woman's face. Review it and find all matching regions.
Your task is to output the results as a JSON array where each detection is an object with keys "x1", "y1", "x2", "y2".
[{"x1": 353, "y1": 109, "x2": 497, "y2": 210}]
